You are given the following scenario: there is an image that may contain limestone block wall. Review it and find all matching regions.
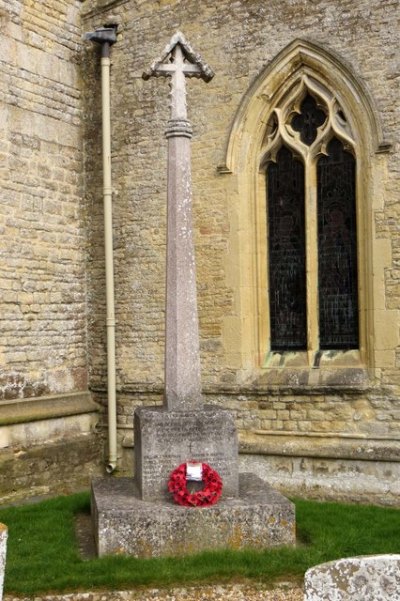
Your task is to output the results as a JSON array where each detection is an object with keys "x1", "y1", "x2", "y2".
[
  {"x1": 0, "y1": 0, "x2": 88, "y2": 398},
  {"x1": 0, "y1": 0, "x2": 102, "y2": 502},
  {"x1": 82, "y1": 0, "x2": 400, "y2": 503}
]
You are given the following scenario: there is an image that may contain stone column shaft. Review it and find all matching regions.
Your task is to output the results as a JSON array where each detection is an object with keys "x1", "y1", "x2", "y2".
[{"x1": 165, "y1": 121, "x2": 202, "y2": 410}]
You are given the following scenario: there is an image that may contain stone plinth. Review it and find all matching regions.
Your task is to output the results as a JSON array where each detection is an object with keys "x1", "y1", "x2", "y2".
[
  {"x1": 134, "y1": 406, "x2": 239, "y2": 501},
  {"x1": 91, "y1": 474, "x2": 295, "y2": 558}
]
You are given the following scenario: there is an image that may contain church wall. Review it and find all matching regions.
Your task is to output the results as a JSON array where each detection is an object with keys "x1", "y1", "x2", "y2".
[
  {"x1": 0, "y1": 0, "x2": 102, "y2": 502},
  {"x1": 86, "y1": 0, "x2": 400, "y2": 503}
]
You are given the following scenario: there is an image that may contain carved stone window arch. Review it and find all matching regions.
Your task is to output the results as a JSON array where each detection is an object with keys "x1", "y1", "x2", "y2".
[{"x1": 220, "y1": 40, "x2": 390, "y2": 384}]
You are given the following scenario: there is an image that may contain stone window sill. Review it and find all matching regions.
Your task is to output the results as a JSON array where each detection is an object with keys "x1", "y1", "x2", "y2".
[
  {"x1": 264, "y1": 349, "x2": 362, "y2": 368},
  {"x1": 258, "y1": 350, "x2": 369, "y2": 388}
]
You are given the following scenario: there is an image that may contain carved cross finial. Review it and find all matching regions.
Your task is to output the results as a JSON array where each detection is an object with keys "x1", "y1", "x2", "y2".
[{"x1": 143, "y1": 32, "x2": 214, "y2": 120}]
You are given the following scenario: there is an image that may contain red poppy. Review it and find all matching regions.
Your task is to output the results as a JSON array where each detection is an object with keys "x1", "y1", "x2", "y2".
[{"x1": 168, "y1": 462, "x2": 223, "y2": 507}]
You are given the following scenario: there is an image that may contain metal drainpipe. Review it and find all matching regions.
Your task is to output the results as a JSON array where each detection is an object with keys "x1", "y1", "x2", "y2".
[{"x1": 84, "y1": 27, "x2": 118, "y2": 473}]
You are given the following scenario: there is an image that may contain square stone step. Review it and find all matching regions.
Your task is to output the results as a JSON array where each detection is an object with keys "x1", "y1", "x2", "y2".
[{"x1": 91, "y1": 474, "x2": 295, "y2": 558}]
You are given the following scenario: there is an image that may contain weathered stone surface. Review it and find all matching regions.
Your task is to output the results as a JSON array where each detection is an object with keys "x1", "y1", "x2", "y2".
[
  {"x1": 0, "y1": 434, "x2": 103, "y2": 505},
  {"x1": 0, "y1": 392, "x2": 97, "y2": 428},
  {"x1": 304, "y1": 555, "x2": 400, "y2": 601},
  {"x1": 0, "y1": 0, "x2": 88, "y2": 400},
  {"x1": 164, "y1": 127, "x2": 202, "y2": 410},
  {"x1": 240, "y1": 452, "x2": 400, "y2": 506},
  {"x1": 91, "y1": 474, "x2": 295, "y2": 557},
  {"x1": 0, "y1": 525, "x2": 7, "y2": 601},
  {"x1": 0, "y1": 0, "x2": 94, "y2": 500},
  {"x1": 134, "y1": 406, "x2": 239, "y2": 500}
]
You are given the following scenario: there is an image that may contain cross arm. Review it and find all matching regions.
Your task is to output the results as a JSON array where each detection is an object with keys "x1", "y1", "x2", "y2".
[
  {"x1": 142, "y1": 31, "x2": 214, "y2": 82},
  {"x1": 144, "y1": 62, "x2": 205, "y2": 79}
]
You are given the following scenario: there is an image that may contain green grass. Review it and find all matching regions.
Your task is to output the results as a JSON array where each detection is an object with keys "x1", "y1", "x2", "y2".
[{"x1": 1, "y1": 493, "x2": 400, "y2": 595}]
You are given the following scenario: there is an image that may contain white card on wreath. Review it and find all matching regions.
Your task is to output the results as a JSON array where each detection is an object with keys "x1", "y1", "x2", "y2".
[{"x1": 186, "y1": 462, "x2": 203, "y2": 481}]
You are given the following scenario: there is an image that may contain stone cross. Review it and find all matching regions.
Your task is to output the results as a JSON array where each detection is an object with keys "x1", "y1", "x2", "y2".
[{"x1": 143, "y1": 33, "x2": 214, "y2": 411}]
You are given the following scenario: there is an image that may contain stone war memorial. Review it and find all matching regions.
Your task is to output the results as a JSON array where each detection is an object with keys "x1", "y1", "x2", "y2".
[
  {"x1": 1, "y1": 0, "x2": 400, "y2": 523},
  {"x1": 91, "y1": 32, "x2": 295, "y2": 558}
]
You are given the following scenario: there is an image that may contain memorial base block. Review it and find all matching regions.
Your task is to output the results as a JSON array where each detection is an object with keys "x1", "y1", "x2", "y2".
[
  {"x1": 91, "y1": 474, "x2": 296, "y2": 558},
  {"x1": 134, "y1": 406, "x2": 239, "y2": 501}
]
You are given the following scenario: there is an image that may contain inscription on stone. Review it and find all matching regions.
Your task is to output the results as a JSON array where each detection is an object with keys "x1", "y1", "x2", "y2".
[{"x1": 134, "y1": 406, "x2": 239, "y2": 501}]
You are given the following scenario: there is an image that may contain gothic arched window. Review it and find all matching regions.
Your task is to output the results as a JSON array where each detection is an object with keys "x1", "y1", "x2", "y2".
[{"x1": 264, "y1": 79, "x2": 359, "y2": 353}]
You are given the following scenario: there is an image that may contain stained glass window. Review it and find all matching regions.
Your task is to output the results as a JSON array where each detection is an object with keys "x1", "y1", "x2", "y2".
[
  {"x1": 317, "y1": 138, "x2": 358, "y2": 349},
  {"x1": 267, "y1": 146, "x2": 307, "y2": 350},
  {"x1": 265, "y1": 87, "x2": 359, "y2": 353}
]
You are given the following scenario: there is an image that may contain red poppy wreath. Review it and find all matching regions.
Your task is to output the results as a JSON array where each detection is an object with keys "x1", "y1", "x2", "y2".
[{"x1": 168, "y1": 462, "x2": 223, "y2": 507}]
